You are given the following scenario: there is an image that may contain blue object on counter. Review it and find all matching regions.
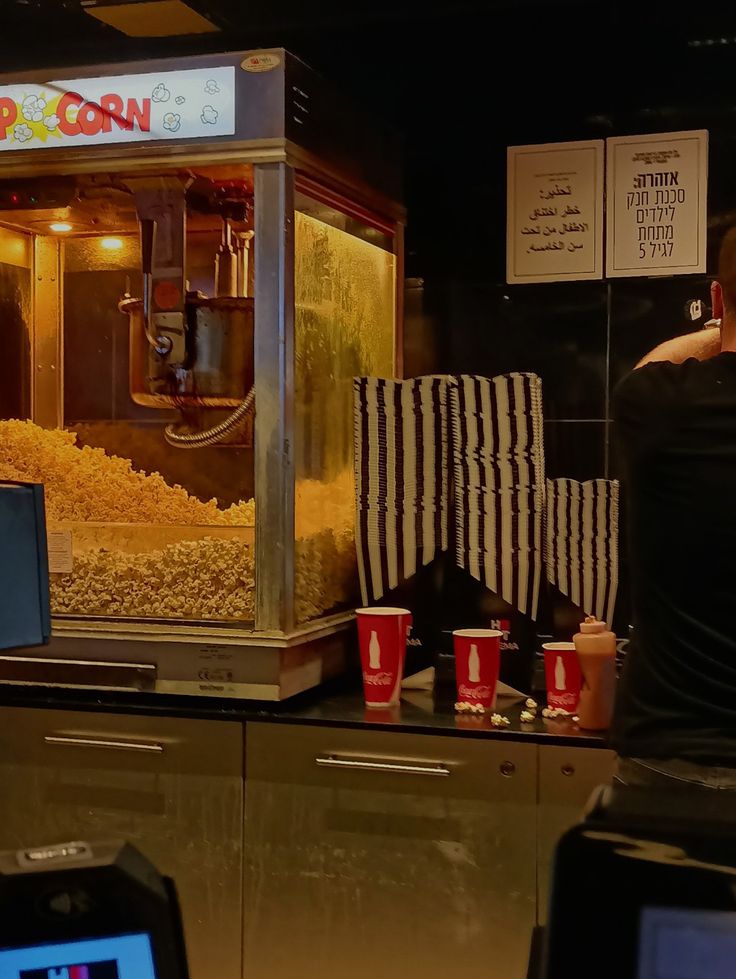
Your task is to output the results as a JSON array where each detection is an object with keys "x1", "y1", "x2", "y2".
[{"x1": 0, "y1": 481, "x2": 50, "y2": 649}]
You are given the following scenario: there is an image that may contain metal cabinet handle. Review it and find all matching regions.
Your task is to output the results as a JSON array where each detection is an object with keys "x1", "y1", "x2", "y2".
[
  {"x1": 561, "y1": 764, "x2": 575, "y2": 777},
  {"x1": 315, "y1": 755, "x2": 450, "y2": 777},
  {"x1": 499, "y1": 760, "x2": 516, "y2": 777},
  {"x1": 44, "y1": 736, "x2": 164, "y2": 754}
]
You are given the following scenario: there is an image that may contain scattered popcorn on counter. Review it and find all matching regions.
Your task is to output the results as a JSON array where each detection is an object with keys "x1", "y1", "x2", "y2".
[
  {"x1": 520, "y1": 710, "x2": 536, "y2": 723},
  {"x1": 542, "y1": 707, "x2": 576, "y2": 719},
  {"x1": 454, "y1": 702, "x2": 487, "y2": 714},
  {"x1": 491, "y1": 713, "x2": 511, "y2": 727},
  {"x1": 525, "y1": 698, "x2": 538, "y2": 710}
]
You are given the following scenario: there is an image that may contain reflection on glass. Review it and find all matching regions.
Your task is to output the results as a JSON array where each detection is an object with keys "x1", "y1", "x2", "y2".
[{"x1": 294, "y1": 210, "x2": 396, "y2": 623}]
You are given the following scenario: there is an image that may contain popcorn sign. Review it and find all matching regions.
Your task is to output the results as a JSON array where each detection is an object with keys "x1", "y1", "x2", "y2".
[{"x1": 0, "y1": 65, "x2": 235, "y2": 152}]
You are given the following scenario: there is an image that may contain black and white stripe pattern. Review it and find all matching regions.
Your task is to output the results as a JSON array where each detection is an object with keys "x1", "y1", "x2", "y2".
[
  {"x1": 450, "y1": 373, "x2": 545, "y2": 620},
  {"x1": 354, "y1": 376, "x2": 450, "y2": 605},
  {"x1": 545, "y1": 478, "x2": 619, "y2": 626}
]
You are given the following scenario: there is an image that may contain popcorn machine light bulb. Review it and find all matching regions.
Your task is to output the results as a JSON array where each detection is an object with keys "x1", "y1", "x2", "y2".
[
  {"x1": 100, "y1": 237, "x2": 124, "y2": 251},
  {"x1": 49, "y1": 222, "x2": 72, "y2": 233}
]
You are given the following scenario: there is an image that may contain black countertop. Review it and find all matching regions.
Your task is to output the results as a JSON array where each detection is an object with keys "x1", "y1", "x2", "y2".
[{"x1": 0, "y1": 682, "x2": 609, "y2": 748}]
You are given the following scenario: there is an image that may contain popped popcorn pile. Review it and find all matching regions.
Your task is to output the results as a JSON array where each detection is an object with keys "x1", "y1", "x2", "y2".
[
  {"x1": 0, "y1": 420, "x2": 358, "y2": 624},
  {"x1": 295, "y1": 528, "x2": 356, "y2": 623},
  {"x1": 0, "y1": 420, "x2": 254, "y2": 525},
  {"x1": 294, "y1": 470, "x2": 359, "y2": 623},
  {"x1": 51, "y1": 537, "x2": 255, "y2": 620},
  {"x1": 0, "y1": 419, "x2": 256, "y2": 621}
]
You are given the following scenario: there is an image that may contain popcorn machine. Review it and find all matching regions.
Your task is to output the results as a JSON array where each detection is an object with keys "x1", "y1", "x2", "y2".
[{"x1": 0, "y1": 50, "x2": 403, "y2": 698}]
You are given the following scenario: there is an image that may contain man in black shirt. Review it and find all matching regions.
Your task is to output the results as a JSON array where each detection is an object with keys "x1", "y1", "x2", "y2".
[{"x1": 612, "y1": 229, "x2": 736, "y2": 789}]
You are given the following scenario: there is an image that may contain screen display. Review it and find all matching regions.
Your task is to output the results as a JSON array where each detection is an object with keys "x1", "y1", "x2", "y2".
[
  {"x1": 0, "y1": 933, "x2": 156, "y2": 979},
  {"x1": 639, "y1": 907, "x2": 736, "y2": 978}
]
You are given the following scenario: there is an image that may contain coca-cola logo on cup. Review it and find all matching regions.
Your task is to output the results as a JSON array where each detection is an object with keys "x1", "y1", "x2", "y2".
[
  {"x1": 364, "y1": 672, "x2": 393, "y2": 686},
  {"x1": 459, "y1": 684, "x2": 493, "y2": 699}
]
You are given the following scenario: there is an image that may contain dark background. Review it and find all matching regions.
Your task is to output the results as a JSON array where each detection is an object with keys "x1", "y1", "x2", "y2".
[{"x1": 3, "y1": 0, "x2": 736, "y2": 632}]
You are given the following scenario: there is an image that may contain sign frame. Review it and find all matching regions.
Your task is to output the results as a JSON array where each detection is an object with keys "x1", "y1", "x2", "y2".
[
  {"x1": 507, "y1": 139, "x2": 604, "y2": 285},
  {"x1": 606, "y1": 129, "x2": 708, "y2": 279}
]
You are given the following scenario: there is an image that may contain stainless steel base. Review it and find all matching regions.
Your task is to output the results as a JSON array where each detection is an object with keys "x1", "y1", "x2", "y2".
[{"x1": 2, "y1": 613, "x2": 352, "y2": 700}]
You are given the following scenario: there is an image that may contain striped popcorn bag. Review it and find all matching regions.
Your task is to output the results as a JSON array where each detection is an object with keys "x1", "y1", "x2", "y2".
[
  {"x1": 449, "y1": 373, "x2": 546, "y2": 621},
  {"x1": 353, "y1": 376, "x2": 450, "y2": 605},
  {"x1": 545, "y1": 478, "x2": 620, "y2": 627}
]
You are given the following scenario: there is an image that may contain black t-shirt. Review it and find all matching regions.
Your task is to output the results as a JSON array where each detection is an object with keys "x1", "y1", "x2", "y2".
[{"x1": 612, "y1": 352, "x2": 736, "y2": 763}]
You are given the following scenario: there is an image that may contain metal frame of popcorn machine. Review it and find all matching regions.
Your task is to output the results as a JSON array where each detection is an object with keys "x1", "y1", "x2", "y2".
[{"x1": 0, "y1": 49, "x2": 404, "y2": 699}]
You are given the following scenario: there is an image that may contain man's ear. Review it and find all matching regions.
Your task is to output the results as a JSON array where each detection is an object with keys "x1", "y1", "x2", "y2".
[{"x1": 712, "y1": 280, "x2": 725, "y2": 321}]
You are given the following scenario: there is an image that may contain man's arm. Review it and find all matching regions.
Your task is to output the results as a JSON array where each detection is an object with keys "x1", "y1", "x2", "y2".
[{"x1": 635, "y1": 326, "x2": 722, "y2": 369}]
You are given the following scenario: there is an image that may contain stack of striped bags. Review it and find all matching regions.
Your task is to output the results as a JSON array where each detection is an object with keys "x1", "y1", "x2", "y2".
[
  {"x1": 353, "y1": 376, "x2": 450, "y2": 605},
  {"x1": 449, "y1": 374, "x2": 546, "y2": 620},
  {"x1": 545, "y1": 478, "x2": 619, "y2": 626},
  {"x1": 353, "y1": 372, "x2": 620, "y2": 627}
]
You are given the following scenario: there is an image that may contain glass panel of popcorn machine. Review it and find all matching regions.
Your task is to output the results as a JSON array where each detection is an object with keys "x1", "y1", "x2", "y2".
[
  {"x1": 294, "y1": 195, "x2": 396, "y2": 624},
  {"x1": 0, "y1": 167, "x2": 256, "y2": 626}
]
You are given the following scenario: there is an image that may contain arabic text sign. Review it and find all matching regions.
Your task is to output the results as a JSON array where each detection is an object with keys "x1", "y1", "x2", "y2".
[
  {"x1": 606, "y1": 130, "x2": 708, "y2": 277},
  {"x1": 507, "y1": 140, "x2": 604, "y2": 284},
  {"x1": 0, "y1": 65, "x2": 235, "y2": 152}
]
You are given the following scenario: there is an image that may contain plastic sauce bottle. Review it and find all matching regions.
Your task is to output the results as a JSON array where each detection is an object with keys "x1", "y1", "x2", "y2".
[{"x1": 573, "y1": 616, "x2": 617, "y2": 730}]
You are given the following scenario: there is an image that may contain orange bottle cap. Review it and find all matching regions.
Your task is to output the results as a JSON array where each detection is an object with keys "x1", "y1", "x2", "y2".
[{"x1": 580, "y1": 616, "x2": 607, "y2": 634}]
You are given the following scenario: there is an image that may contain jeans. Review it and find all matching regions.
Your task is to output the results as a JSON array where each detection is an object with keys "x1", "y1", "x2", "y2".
[{"x1": 616, "y1": 756, "x2": 736, "y2": 791}]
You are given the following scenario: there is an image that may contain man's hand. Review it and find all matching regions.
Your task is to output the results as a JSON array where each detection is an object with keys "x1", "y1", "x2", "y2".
[{"x1": 635, "y1": 327, "x2": 722, "y2": 369}]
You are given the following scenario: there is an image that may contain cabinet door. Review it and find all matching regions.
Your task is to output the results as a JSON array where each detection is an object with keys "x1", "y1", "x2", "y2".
[
  {"x1": 0, "y1": 707, "x2": 243, "y2": 979},
  {"x1": 537, "y1": 744, "x2": 615, "y2": 923},
  {"x1": 245, "y1": 722, "x2": 537, "y2": 979}
]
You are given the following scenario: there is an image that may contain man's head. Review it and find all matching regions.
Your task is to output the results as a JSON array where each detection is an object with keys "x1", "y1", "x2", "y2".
[{"x1": 712, "y1": 227, "x2": 736, "y2": 339}]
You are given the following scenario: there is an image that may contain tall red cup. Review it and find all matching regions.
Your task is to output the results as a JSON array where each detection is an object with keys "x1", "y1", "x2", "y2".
[
  {"x1": 453, "y1": 629, "x2": 503, "y2": 709},
  {"x1": 543, "y1": 642, "x2": 582, "y2": 712},
  {"x1": 356, "y1": 607, "x2": 412, "y2": 708}
]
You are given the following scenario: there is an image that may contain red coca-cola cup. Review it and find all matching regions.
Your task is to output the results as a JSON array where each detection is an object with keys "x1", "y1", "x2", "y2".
[
  {"x1": 543, "y1": 642, "x2": 582, "y2": 712},
  {"x1": 453, "y1": 629, "x2": 503, "y2": 710},
  {"x1": 356, "y1": 607, "x2": 412, "y2": 708}
]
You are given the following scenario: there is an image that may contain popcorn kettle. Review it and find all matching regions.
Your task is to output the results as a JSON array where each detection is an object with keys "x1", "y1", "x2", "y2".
[{"x1": 119, "y1": 176, "x2": 255, "y2": 448}]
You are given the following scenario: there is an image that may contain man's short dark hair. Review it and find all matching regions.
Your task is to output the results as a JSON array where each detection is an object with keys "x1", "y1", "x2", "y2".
[{"x1": 718, "y1": 226, "x2": 736, "y2": 313}]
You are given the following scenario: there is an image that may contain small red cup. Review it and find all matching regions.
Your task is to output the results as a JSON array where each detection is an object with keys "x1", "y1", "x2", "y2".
[
  {"x1": 453, "y1": 629, "x2": 503, "y2": 710},
  {"x1": 543, "y1": 642, "x2": 582, "y2": 712},
  {"x1": 356, "y1": 607, "x2": 412, "y2": 708}
]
